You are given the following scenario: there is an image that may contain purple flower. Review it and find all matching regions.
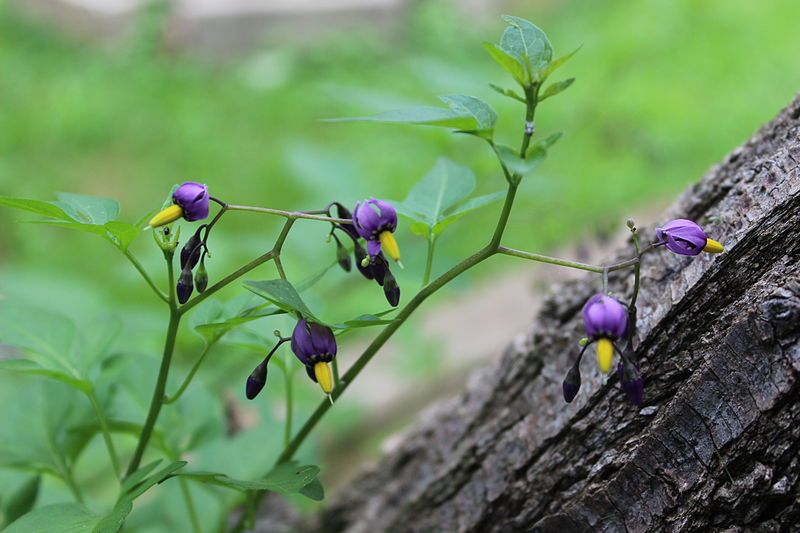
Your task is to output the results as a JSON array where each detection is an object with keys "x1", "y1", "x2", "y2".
[
  {"x1": 582, "y1": 294, "x2": 627, "y2": 340},
  {"x1": 617, "y1": 361, "x2": 644, "y2": 406},
  {"x1": 352, "y1": 199, "x2": 401, "y2": 263},
  {"x1": 291, "y1": 318, "x2": 337, "y2": 394},
  {"x1": 582, "y1": 294, "x2": 627, "y2": 374},
  {"x1": 655, "y1": 219, "x2": 724, "y2": 256},
  {"x1": 173, "y1": 182, "x2": 210, "y2": 222}
]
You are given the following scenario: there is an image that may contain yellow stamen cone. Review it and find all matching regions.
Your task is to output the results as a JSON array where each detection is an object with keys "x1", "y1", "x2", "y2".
[
  {"x1": 379, "y1": 230, "x2": 401, "y2": 263},
  {"x1": 149, "y1": 204, "x2": 183, "y2": 228},
  {"x1": 703, "y1": 238, "x2": 724, "y2": 254},
  {"x1": 314, "y1": 362, "x2": 334, "y2": 394},
  {"x1": 596, "y1": 338, "x2": 614, "y2": 374}
]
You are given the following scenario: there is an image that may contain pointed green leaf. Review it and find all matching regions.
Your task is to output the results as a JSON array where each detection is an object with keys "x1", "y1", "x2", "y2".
[
  {"x1": 244, "y1": 279, "x2": 319, "y2": 322},
  {"x1": 432, "y1": 191, "x2": 505, "y2": 236},
  {"x1": 325, "y1": 106, "x2": 477, "y2": 130},
  {"x1": 483, "y1": 42, "x2": 527, "y2": 85},
  {"x1": 495, "y1": 143, "x2": 548, "y2": 178},
  {"x1": 438, "y1": 95, "x2": 497, "y2": 138},
  {"x1": 176, "y1": 462, "x2": 320, "y2": 496},
  {"x1": 539, "y1": 78, "x2": 575, "y2": 101},
  {"x1": 500, "y1": 15, "x2": 553, "y2": 82},
  {"x1": 4, "y1": 503, "x2": 100, "y2": 533},
  {"x1": 397, "y1": 158, "x2": 476, "y2": 228},
  {"x1": 541, "y1": 45, "x2": 582, "y2": 80},
  {"x1": 0, "y1": 197, "x2": 72, "y2": 221},
  {"x1": 298, "y1": 477, "x2": 325, "y2": 501},
  {"x1": 4, "y1": 476, "x2": 41, "y2": 524},
  {"x1": 0, "y1": 359, "x2": 92, "y2": 393},
  {"x1": 488, "y1": 84, "x2": 526, "y2": 103},
  {"x1": 54, "y1": 192, "x2": 119, "y2": 225}
]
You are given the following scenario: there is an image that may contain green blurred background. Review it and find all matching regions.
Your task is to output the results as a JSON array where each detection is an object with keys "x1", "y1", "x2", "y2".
[{"x1": 1, "y1": 0, "x2": 798, "y2": 529}]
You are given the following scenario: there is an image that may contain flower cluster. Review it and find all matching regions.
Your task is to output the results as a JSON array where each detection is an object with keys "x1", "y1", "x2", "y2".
[
  {"x1": 329, "y1": 200, "x2": 402, "y2": 307},
  {"x1": 562, "y1": 219, "x2": 723, "y2": 405}
]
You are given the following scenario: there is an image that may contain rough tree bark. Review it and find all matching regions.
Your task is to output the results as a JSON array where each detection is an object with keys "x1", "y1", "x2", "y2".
[{"x1": 256, "y1": 96, "x2": 800, "y2": 532}]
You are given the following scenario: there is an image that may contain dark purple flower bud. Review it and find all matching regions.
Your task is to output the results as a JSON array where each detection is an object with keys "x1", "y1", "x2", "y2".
[
  {"x1": 617, "y1": 361, "x2": 644, "y2": 406},
  {"x1": 383, "y1": 270, "x2": 400, "y2": 307},
  {"x1": 173, "y1": 181, "x2": 210, "y2": 222},
  {"x1": 176, "y1": 268, "x2": 194, "y2": 304},
  {"x1": 246, "y1": 360, "x2": 268, "y2": 400},
  {"x1": 562, "y1": 363, "x2": 581, "y2": 403},
  {"x1": 655, "y1": 218, "x2": 724, "y2": 256},
  {"x1": 194, "y1": 261, "x2": 208, "y2": 293},
  {"x1": 582, "y1": 294, "x2": 627, "y2": 340},
  {"x1": 180, "y1": 226, "x2": 204, "y2": 271},
  {"x1": 334, "y1": 236, "x2": 351, "y2": 272},
  {"x1": 352, "y1": 199, "x2": 401, "y2": 262},
  {"x1": 290, "y1": 319, "x2": 337, "y2": 366}
]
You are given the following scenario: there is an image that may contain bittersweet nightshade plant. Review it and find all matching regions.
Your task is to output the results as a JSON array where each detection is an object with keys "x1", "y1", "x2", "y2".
[{"x1": 0, "y1": 16, "x2": 728, "y2": 531}]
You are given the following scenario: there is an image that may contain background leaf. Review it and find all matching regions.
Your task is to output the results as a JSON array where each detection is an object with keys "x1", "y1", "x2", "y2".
[
  {"x1": 4, "y1": 503, "x2": 99, "y2": 533},
  {"x1": 325, "y1": 106, "x2": 476, "y2": 130},
  {"x1": 3, "y1": 476, "x2": 40, "y2": 525},
  {"x1": 176, "y1": 462, "x2": 320, "y2": 497},
  {"x1": 396, "y1": 158, "x2": 503, "y2": 238},
  {"x1": 539, "y1": 78, "x2": 575, "y2": 101},
  {"x1": 438, "y1": 95, "x2": 497, "y2": 137},
  {"x1": 244, "y1": 279, "x2": 319, "y2": 322}
]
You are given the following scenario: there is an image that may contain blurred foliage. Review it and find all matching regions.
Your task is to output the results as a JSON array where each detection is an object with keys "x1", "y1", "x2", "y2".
[{"x1": 0, "y1": 0, "x2": 799, "y2": 529}]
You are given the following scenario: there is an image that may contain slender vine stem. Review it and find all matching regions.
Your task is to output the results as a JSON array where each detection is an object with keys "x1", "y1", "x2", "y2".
[
  {"x1": 124, "y1": 249, "x2": 168, "y2": 303},
  {"x1": 179, "y1": 477, "x2": 202, "y2": 533},
  {"x1": 226, "y1": 204, "x2": 350, "y2": 225},
  {"x1": 497, "y1": 246, "x2": 604, "y2": 273},
  {"x1": 422, "y1": 236, "x2": 436, "y2": 287},
  {"x1": 163, "y1": 340, "x2": 218, "y2": 404},
  {"x1": 87, "y1": 389, "x2": 121, "y2": 479},
  {"x1": 126, "y1": 251, "x2": 181, "y2": 476},
  {"x1": 283, "y1": 362, "x2": 294, "y2": 448}
]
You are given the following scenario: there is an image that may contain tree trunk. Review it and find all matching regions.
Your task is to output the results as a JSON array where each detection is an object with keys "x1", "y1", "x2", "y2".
[{"x1": 259, "y1": 96, "x2": 800, "y2": 532}]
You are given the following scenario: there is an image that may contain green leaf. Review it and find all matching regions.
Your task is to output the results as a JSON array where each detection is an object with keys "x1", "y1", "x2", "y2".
[
  {"x1": 103, "y1": 221, "x2": 140, "y2": 251},
  {"x1": 539, "y1": 78, "x2": 575, "y2": 101},
  {"x1": 541, "y1": 45, "x2": 582, "y2": 80},
  {"x1": 298, "y1": 477, "x2": 325, "y2": 501},
  {"x1": 438, "y1": 95, "x2": 497, "y2": 138},
  {"x1": 177, "y1": 462, "x2": 320, "y2": 496},
  {"x1": 4, "y1": 503, "x2": 100, "y2": 533},
  {"x1": 0, "y1": 197, "x2": 72, "y2": 221},
  {"x1": 190, "y1": 294, "x2": 286, "y2": 344},
  {"x1": 537, "y1": 131, "x2": 564, "y2": 149},
  {"x1": 431, "y1": 191, "x2": 505, "y2": 236},
  {"x1": 333, "y1": 312, "x2": 395, "y2": 330},
  {"x1": 244, "y1": 279, "x2": 319, "y2": 322},
  {"x1": 488, "y1": 84, "x2": 526, "y2": 103},
  {"x1": 499, "y1": 15, "x2": 553, "y2": 82},
  {"x1": 325, "y1": 106, "x2": 476, "y2": 130},
  {"x1": 53, "y1": 192, "x2": 119, "y2": 225},
  {"x1": 396, "y1": 158, "x2": 503, "y2": 238},
  {"x1": 483, "y1": 42, "x2": 527, "y2": 85},
  {"x1": 495, "y1": 144, "x2": 548, "y2": 179},
  {"x1": 0, "y1": 359, "x2": 92, "y2": 393},
  {"x1": 4, "y1": 476, "x2": 40, "y2": 525},
  {"x1": 120, "y1": 460, "x2": 163, "y2": 495},
  {"x1": 123, "y1": 461, "x2": 186, "y2": 500}
]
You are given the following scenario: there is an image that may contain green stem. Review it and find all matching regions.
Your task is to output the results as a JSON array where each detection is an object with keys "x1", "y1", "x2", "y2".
[
  {"x1": 497, "y1": 246, "x2": 603, "y2": 273},
  {"x1": 163, "y1": 340, "x2": 217, "y2": 404},
  {"x1": 629, "y1": 232, "x2": 642, "y2": 308},
  {"x1": 332, "y1": 357, "x2": 340, "y2": 386},
  {"x1": 226, "y1": 204, "x2": 349, "y2": 225},
  {"x1": 124, "y1": 250, "x2": 168, "y2": 303},
  {"x1": 283, "y1": 365, "x2": 293, "y2": 449},
  {"x1": 63, "y1": 469, "x2": 84, "y2": 504},
  {"x1": 87, "y1": 389, "x2": 121, "y2": 479},
  {"x1": 274, "y1": 256, "x2": 287, "y2": 280},
  {"x1": 179, "y1": 478, "x2": 202, "y2": 533},
  {"x1": 421, "y1": 236, "x2": 436, "y2": 287},
  {"x1": 126, "y1": 251, "x2": 181, "y2": 476}
]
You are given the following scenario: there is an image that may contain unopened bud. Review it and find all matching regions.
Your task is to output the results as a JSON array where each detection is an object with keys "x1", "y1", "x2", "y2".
[
  {"x1": 180, "y1": 227, "x2": 204, "y2": 271},
  {"x1": 176, "y1": 268, "x2": 194, "y2": 304},
  {"x1": 195, "y1": 261, "x2": 208, "y2": 293},
  {"x1": 336, "y1": 239, "x2": 351, "y2": 272},
  {"x1": 245, "y1": 360, "x2": 268, "y2": 400},
  {"x1": 562, "y1": 363, "x2": 582, "y2": 403},
  {"x1": 626, "y1": 218, "x2": 636, "y2": 230}
]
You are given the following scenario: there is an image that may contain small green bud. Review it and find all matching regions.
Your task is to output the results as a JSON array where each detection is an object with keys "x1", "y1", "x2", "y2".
[
  {"x1": 360, "y1": 256, "x2": 371, "y2": 268},
  {"x1": 194, "y1": 261, "x2": 208, "y2": 293},
  {"x1": 578, "y1": 337, "x2": 589, "y2": 347}
]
